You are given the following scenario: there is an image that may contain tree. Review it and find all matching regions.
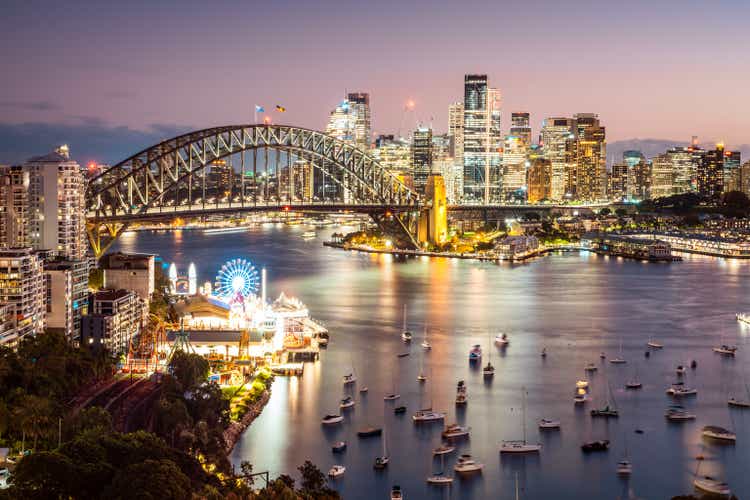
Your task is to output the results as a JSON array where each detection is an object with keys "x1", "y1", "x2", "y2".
[
  {"x1": 7, "y1": 451, "x2": 75, "y2": 499},
  {"x1": 722, "y1": 190, "x2": 750, "y2": 215},
  {"x1": 599, "y1": 208, "x2": 611, "y2": 216},
  {"x1": 298, "y1": 460, "x2": 326, "y2": 493},
  {"x1": 105, "y1": 459, "x2": 192, "y2": 500},
  {"x1": 66, "y1": 406, "x2": 112, "y2": 439},
  {"x1": 14, "y1": 394, "x2": 55, "y2": 450},
  {"x1": 615, "y1": 208, "x2": 627, "y2": 217},
  {"x1": 169, "y1": 351, "x2": 209, "y2": 390}
]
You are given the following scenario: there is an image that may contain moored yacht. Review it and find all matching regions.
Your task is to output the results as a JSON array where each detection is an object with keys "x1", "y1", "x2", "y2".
[
  {"x1": 702, "y1": 426, "x2": 736, "y2": 443},
  {"x1": 469, "y1": 344, "x2": 482, "y2": 361},
  {"x1": 538, "y1": 418, "x2": 561, "y2": 430},
  {"x1": 665, "y1": 406, "x2": 696, "y2": 421},
  {"x1": 500, "y1": 440, "x2": 542, "y2": 453},
  {"x1": 321, "y1": 414, "x2": 343, "y2": 425},
  {"x1": 455, "y1": 380, "x2": 468, "y2": 405},
  {"x1": 625, "y1": 380, "x2": 642, "y2": 390},
  {"x1": 666, "y1": 382, "x2": 697, "y2": 397},
  {"x1": 401, "y1": 305, "x2": 413, "y2": 342},
  {"x1": 332, "y1": 441, "x2": 347, "y2": 452},
  {"x1": 433, "y1": 444, "x2": 456, "y2": 455},
  {"x1": 453, "y1": 454, "x2": 484, "y2": 474},
  {"x1": 647, "y1": 340, "x2": 664, "y2": 349},
  {"x1": 343, "y1": 373, "x2": 356, "y2": 385},
  {"x1": 713, "y1": 344, "x2": 737, "y2": 356},
  {"x1": 590, "y1": 405, "x2": 619, "y2": 418},
  {"x1": 694, "y1": 476, "x2": 731, "y2": 497},
  {"x1": 328, "y1": 465, "x2": 346, "y2": 477},
  {"x1": 574, "y1": 393, "x2": 589, "y2": 404},
  {"x1": 413, "y1": 408, "x2": 446, "y2": 422},
  {"x1": 384, "y1": 393, "x2": 401, "y2": 401},
  {"x1": 495, "y1": 333, "x2": 509, "y2": 346},
  {"x1": 584, "y1": 363, "x2": 597, "y2": 372},
  {"x1": 442, "y1": 423, "x2": 470, "y2": 439},
  {"x1": 728, "y1": 397, "x2": 750, "y2": 408},
  {"x1": 581, "y1": 440, "x2": 609, "y2": 452},
  {"x1": 616, "y1": 460, "x2": 633, "y2": 475},
  {"x1": 339, "y1": 396, "x2": 355, "y2": 409},
  {"x1": 390, "y1": 485, "x2": 403, "y2": 500},
  {"x1": 483, "y1": 361, "x2": 495, "y2": 377}
]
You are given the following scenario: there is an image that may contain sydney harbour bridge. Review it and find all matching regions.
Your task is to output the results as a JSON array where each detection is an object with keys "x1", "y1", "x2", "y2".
[{"x1": 85, "y1": 124, "x2": 597, "y2": 257}]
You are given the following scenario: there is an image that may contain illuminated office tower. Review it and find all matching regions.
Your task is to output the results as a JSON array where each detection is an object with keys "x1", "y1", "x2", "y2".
[
  {"x1": 740, "y1": 161, "x2": 750, "y2": 197},
  {"x1": 572, "y1": 113, "x2": 606, "y2": 201},
  {"x1": 540, "y1": 117, "x2": 576, "y2": 201},
  {"x1": 649, "y1": 153, "x2": 674, "y2": 199},
  {"x1": 621, "y1": 150, "x2": 648, "y2": 200},
  {"x1": 0, "y1": 165, "x2": 30, "y2": 249},
  {"x1": 510, "y1": 112, "x2": 532, "y2": 146},
  {"x1": 412, "y1": 127, "x2": 433, "y2": 193},
  {"x1": 463, "y1": 75, "x2": 502, "y2": 203},
  {"x1": 501, "y1": 135, "x2": 528, "y2": 201},
  {"x1": 0, "y1": 248, "x2": 45, "y2": 347},
  {"x1": 665, "y1": 146, "x2": 697, "y2": 194},
  {"x1": 699, "y1": 144, "x2": 725, "y2": 201},
  {"x1": 326, "y1": 100, "x2": 356, "y2": 143},
  {"x1": 608, "y1": 162, "x2": 628, "y2": 201},
  {"x1": 526, "y1": 156, "x2": 552, "y2": 203},
  {"x1": 448, "y1": 102, "x2": 465, "y2": 201},
  {"x1": 279, "y1": 160, "x2": 314, "y2": 201},
  {"x1": 347, "y1": 92, "x2": 371, "y2": 150},
  {"x1": 373, "y1": 135, "x2": 412, "y2": 175},
  {"x1": 723, "y1": 149, "x2": 741, "y2": 193}
]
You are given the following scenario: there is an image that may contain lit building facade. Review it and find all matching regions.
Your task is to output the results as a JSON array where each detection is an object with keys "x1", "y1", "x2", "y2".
[
  {"x1": 540, "y1": 117, "x2": 576, "y2": 201},
  {"x1": 347, "y1": 92, "x2": 371, "y2": 150},
  {"x1": 650, "y1": 153, "x2": 674, "y2": 199},
  {"x1": 0, "y1": 166, "x2": 30, "y2": 249},
  {"x1": 501, "y1": 135, "x2": 528, "y2": 201},
  {"x1": 102, "y1": 252, "x2": 156, "y2": 303},
  {"x1": 448, "y1": 102, "x2": 465, "y2": 202},
  {"x1": 723, "y1": 150, "x2": 741, "y2": 193},
  {"x1": 526, "y1": 157, "x2": 552, "y2": 203},
  {"x1": 608, "y1": 162, "x2": 628, "y2": 201},
  {"x1": 0, "y1": 248, "x2": 45, "y2": 346},
  {"x1": 82, "y1": 289, "x2": 146, "y2": 354},
  {"x1": 412, "y1": 127, "x2": 433, "y2": 193},
  {"x1": 572, "y1": 113, "x2": 606, "y2": 201},
  {"x1": 372, "y1": 135, "x2": 412, "y2": 175},
  {"x1": 699, "y1": 145, "x2": 726, "y2": 201},
  {"x1": 624, "y1": 151, "x2": 650, "y2": 201},
  {"x1": 463, "y1": 75, "x2": 502, "y2": 203},
  {"x1": 45, "y1": 259, "x2": 89, "y2": 341}
]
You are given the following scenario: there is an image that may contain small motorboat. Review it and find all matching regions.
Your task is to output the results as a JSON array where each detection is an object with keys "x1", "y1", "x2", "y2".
[
  {"x1": 666, "y1": 383, "x2": 697, "y2": 397},
  {"x1": 728, "y1": 397, "x2": 750, "y2": 408},
  {"x1": 574, "y1": 393, "x2": 589, "y2": 404},
  {"x1": 713, "y1": 345, "x2": 738, "y2": 356},
  {"x1": 359, "y1": 386, "x2": 369, "y2": 393},
  {"x1": 332, "y1": 441, "x2": 347, "y2": 452},
  {"x1": 469, "y1": 344, "x2": 482, "y2": 361},
  {"x1": 318, "y1": 337, "x2": 329, "y2": 347},
  {"x1": 665, "y1": 406, "x2": 696, "y2": 422},
  {"x1": 538, "y1": 418, "x2": 561, "y2": 430},
  {"x1": 600, "y1": 352, "x2": 607, "y2": 359},
  {"x1": 694, "y1": 476, "x2": 731, "y2": 497},
  {"x1": 616, "y1": 460, "x2": 633, "y2": 475},
  {"x1": 413, "y1": 409, "x2": 446, "y2": 423},
  {"x1": 702, "y1": 426, "x2": 736, "y2": 443},
  {"x1": 357, "y1": 426, "x2": 383, "y2": 438},
  {"x1": 625, "y1": 380, "x2": 642, "y2": 390},
  {"x1": 402, "y1": 331, "x2": 413, "y2": 342},
  {"x1": 426, "y1": 472, "x2": 454, "y2": 485},
  {"x1": 384, "y1": 393, "x2": 401, "y2": 401},
  {"x1": 417, "y1": 373, "x2": 427, "y2": 382},
  {"x1": 584, "y1": 363, "x2": 598, "y2": 372},
  {"x1": 609, "y1": 357, "x2": 627, "y2": 364},
  {"x1": 576, "y1": 380, "x2": 589, "y2": 389},
  {"x1": 390, "y1": 485, "x2": 403, "y2": 500},
  {"x1": 421, "y1": 340, "x2": 431, "y2": 350},
  {"x1": 433, "y1": 444, "x2": 456, "y2": 455},
  {"x1": 647, "y1": 341, "x2": 663, "y2": 349},
  {"x1": 397, "y1": 352, "x2": 410, "y2": 358},
  {"x1": 394, "y1": 405, "x2": 407, "y2": 414},
  {"x1": 499, "y1": 440, "x2": 542, "y2": 454},
  {"x1": 442, "y1": 424, "x2": 470, "y2": 438},
  {"x1": 590, "y1": 406, "x2": 619, "y2": 418},
  {"x1": 321, "y1": 414, "x2": 343, "y2": 425},
  {"x1": 495, "y1": 333, "x2": 509, "y2": 346},
  {"x1": 302, "y1": 231, "x2": 316, "y2": 239},
  {"x1": 340, "y1": 396, "x2": 355, "y2": 409},
  {"x1": 676, "y1": 365, "x2": 686, "y2": 375},
  {"x1": 328, "y1": 465, "x2": 346, "y2": 477},
  {"x1": 691, "y1": 359, "x2": 697, "y2": 369},
  {"x1": 453, "y1": 454, "x2": 484, "y2": 474},
  {"x1": 343, "y1": 373, "x2": 356, "y2": 385},
  {"x1": 374, "y1": 456, "x2": 389, "y2": 469},
  {"x1": 581, "y1": 440, "x2": 610, "y2": 452},
  {"x1": 541, "y1": 347, "x2": 547, "y2": 358},
  {"x1": 482, "y1": 362, "x2": 495, "y2": 377},
  {"x1": 455, "y1": 380, "x2": 468, "y2": 405}
]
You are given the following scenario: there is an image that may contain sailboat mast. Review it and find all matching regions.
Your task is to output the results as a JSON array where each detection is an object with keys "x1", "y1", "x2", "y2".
[
  {"x1": 403, "y1": 304, "x2": 406, "y2": 331},
  {"x1": 522, "y1": 387, "x2": 527, "y2": 443}
]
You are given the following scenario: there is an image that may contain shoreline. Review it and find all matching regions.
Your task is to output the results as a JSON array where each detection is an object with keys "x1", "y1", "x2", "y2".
[{"x1": 224, "y1": 389, "x2": 272, "y2": 455}]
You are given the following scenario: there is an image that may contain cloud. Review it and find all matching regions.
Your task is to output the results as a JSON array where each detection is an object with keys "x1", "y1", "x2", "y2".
[
  {"x1": 0, "y1": 121, "x2": 192, "y2": 165},
  {"x1": 0, "y1": 100, "x2": 60, "y2": 111}
]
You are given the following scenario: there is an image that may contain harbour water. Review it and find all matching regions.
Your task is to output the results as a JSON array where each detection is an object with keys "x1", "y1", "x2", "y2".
[{"x1": 114, "y1": 224, "x2": 750, "y2": 499}]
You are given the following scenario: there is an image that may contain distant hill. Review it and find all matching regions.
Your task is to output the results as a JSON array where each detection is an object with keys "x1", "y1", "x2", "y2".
[{"x1": 608, "y1": 139, "x2": 750, "y2": 166}]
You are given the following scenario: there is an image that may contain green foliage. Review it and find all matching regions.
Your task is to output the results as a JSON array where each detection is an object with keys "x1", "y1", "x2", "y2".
[
  {"x1": 614, "y1": 208, "x2": 627, "y2": 217},
  {"x1": 169, "y1": 351, "x2": 209, "y2": 391},
  {"x1": 599, "y1": 208, "x2": 611, "y2": 216}
]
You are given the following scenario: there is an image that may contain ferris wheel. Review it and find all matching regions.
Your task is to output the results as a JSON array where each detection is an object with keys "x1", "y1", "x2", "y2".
[{"x1": 213, "y1": 258, "x2": 260, "y2": 300}]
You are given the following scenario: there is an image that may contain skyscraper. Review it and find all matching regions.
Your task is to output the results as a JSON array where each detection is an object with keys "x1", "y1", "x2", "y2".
[
  {"x1": 526, "y1": 156, "x2": 552, "y2": 203},
  {"x1": 699, "y1": 144, "x2": 725, "y2": 201},
  {"x1": 650, "y1": 153, "x2": 674, "y2": 199},
  {"x1": 540, "y1": 118, "x2": 576, "y2": 201},
  {"x1": 347, "y1": 92, "x2": 371, "y2": 150},
  {"x1": 572, "y1": 113, "x2": 606, "y2": 201},
  {"x1": 608, "y1": 162, "x2": 628, "y2": 201},
  {"x1": 372, "y1": 135, "x2": 412, "y2": 175},
  {"x1": 462, "y1": 75, "x2": 502, "y2": 203},
  {"x1": 510, "y1": 112, "x2": 532, "y2": 145},
  {"x1": 448, "y1": 102, "x2": 465, "y2": 202},
  {"x1": 723, "y1": 149, "x2": 741, "y2": 193},
  {"x1": 412, "y1": 127, "x2": 433, "y2": 193},
  {"x1": 623, "y1": 150, "x2": 650, "y2": 201}
]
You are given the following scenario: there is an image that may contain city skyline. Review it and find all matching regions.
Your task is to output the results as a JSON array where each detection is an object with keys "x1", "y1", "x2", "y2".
[{"x1": 2, "y1": 0, "x2": 750, "y2": 164}]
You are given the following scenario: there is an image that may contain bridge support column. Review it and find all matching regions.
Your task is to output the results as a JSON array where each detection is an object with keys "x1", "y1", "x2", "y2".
[{"x1": 417, "y1": 174, "x2": 448, "y2": 247}]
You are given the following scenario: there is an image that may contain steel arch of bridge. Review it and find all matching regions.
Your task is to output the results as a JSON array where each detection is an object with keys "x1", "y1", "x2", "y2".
[{"x1": 85, "y1": 125, "x2": 422, "y2": 256}]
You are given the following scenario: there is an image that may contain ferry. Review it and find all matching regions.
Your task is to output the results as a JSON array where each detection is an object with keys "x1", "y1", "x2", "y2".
[
  {"x1": 301, "y1": 231, "x2": 316, "y2": 239},
  {"x1": 202, "y1": 226, "x2": 249, "y2": 234}
]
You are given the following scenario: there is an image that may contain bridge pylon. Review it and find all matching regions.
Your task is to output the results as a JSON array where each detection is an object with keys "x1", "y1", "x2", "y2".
[{"x1": 417, "y1": 174, "x2": 448, "y2": 246}]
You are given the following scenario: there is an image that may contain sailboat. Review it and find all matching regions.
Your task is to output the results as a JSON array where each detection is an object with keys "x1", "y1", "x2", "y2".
[
  {"x1": 646, "y1": 337, "x2": 664, "y2": 349},
  {"x1": 401, "y1": 305, "x2": 413, "y2": 342},
  {"x1": 413, "y1": 381, "x2": 445, "y2": 422},
  {"x1": 591, "y1": 383, "x2": 619, "y2": 418},
  {"x1": 693, "y1": 449, "x2": 732, "y2": 496},
  {"x1": 417, "y1": 348, "x2": 427, "y2": 382},
  {"x1": 483, "y1": 337, "x2": 495, "y2": 377},
  {"x1": 500, "y1": 387, "x2": 542, "y2": 453},
  {"x1": 728, "y1": 382, "x2": 750, "y2": 408},
  {"x1": 374, "y1": 426, "x2": 389, "y2": 469},
  {"x1": 427, "y1": 453, "x2": 453, "y2": 484},
  {"x1": 421, "y1": 324, "x2": 431, "y2": 350},
  {"x1": 609, "y1": 340, "x2": 626, "y2": 364},
  {"x1": 384, "y1": 370, "x2": 400, "y2": 400},
  {"x1": 626, "y1": 366, "x2": 642, "y2": 389},
  {"x1": 343, "y1": 355, "x2": 357, "y2": 385},
  {"x1": 616, "y1": 435, "x2": 632, "y2": 475}
]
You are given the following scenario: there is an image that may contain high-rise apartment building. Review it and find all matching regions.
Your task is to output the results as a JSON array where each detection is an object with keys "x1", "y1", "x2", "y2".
[
  {"x1": 24, "y1": 146, "x2": 87, "y2": 260},
  {"x1": 571, "y1": 113, "x2": 606, "y2": 201},
  {"x1": 45, "y1": 259, "x2": 89, "y2": 341},
  {"x1": 0, "y1": 165, "x2": 30, "y2": 249},
  {"x1": 412, "y1": 128, "x2": 433, "y2": 193},
  {"x1": 723, "y1": 150, "x2": 741, "y2": 193},
  {"x1": 608, "y1": 162, "x2": 628, "y2": 201},
  {"x1": 699, "y1": 144, "x2": 726, "y2": 201},
  {"x1": 347, "y1": 92, "x2": 371, "y2": 150},
  {"x1": 0, "y1": 248, "x2": 45, "y2": 346},
  {"x1": 463, "y1": 75, "x2": 502, "y2": 203},
  {"x1": 540, "y1": 118, "x2": 576, "y2": 201},
  {"x1": 82, "y1": 289, "x2": 146, "y2": 354}
]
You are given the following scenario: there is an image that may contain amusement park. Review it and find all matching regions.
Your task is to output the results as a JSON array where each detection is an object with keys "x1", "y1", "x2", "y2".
[{"x1": 123, "y1": 256, "x2": 327, "y2": 385}]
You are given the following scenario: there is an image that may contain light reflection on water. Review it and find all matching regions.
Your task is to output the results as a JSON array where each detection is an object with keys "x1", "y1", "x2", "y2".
[{"x1": 114, "y1": 225, "x2": 750, "y2": 499}]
